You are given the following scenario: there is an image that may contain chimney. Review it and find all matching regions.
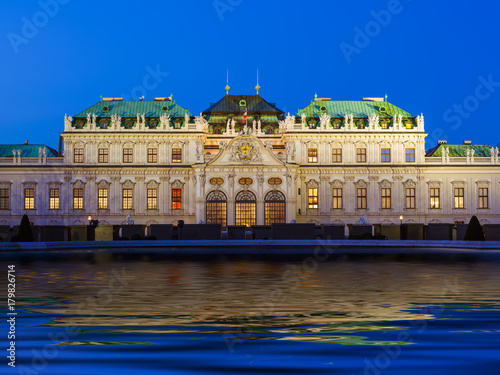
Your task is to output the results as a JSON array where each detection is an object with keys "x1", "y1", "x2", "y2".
[
  {"x1": 463, "y1": 140, "x2": 472, "y2": 145},
  {"x1": 24, "y1": 140, "x2": 28, "y2": 145},
  {"x1": 438, "y1": 140, "x2": 447, "y2": 145}
]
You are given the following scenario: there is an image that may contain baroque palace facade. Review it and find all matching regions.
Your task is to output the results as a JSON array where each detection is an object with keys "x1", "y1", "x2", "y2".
[{"x1": 0, "y1": 87, "x2": 499, "y2": 228}]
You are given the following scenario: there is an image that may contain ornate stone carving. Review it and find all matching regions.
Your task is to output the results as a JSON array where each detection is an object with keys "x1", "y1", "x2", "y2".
[
  {"x1": 219, "y1": 140, "x2": 228, "y2": 150},
  {"x1": 404, "y1": 179, "x2": 416, "y2": 188},
  {"x1": 319, "y1": 113, "x2": 331, "y2": 130},
  {"x1": 195, "y1": 114, "x2": 209, "y2": 132},
  {"x1": 379, "y1": 179, "x2": 392, "y2": 188},
  {"x1": 393, "y1": 114, "x2": 403, "y2": 129},
  {"x1": 171, "y1": 179, "x2": 185, "y2": 189},
  {"x1": 305, "y1": 179, "x2": 319, "y2": 189},
  {"x1": 344, "y1": 114, "x2": 354, "y2": 129},
  {"x1": 110, "y1": 114, "x2": 121, "y2": 128},
  {"x1": 301, "y1": 113, "x2": 306, "y2": 126},
  {"x1": 416, "y1": 113, "x2": 424, "y2": 128},
  {"x1": 264, "y1": 140, "x2": 273, "y2": 150},
  {"x1": 368, "y1": 113, "x2": 379, "y2": 129},
  {"x1": 160, "y1": 114, "x2": 171, "y2": 128},
  {"x1": 146, "y1": 179, "x2": 159, "y2": 189},
  {"x1": 121, "y1": 179, "x2": 135, "y2": 189},
  {"x1": 330, "y1": 179, "x2": 344, "y2": 188},
  {"x1": 354, "y1": 179, "x2": 368, "y2": 188},
  {"x1": 185, "y1": 113, "x2": 190, "y2": 126},
  {"x1": 64, "y1": 114, "x2": 73, "y2": 128},
  {"x1": 97, "y1": 179, "x2": 111, "y2": 188},
  {"x1": 230, "y1": 139, "x2": 262, "y2": 164}
]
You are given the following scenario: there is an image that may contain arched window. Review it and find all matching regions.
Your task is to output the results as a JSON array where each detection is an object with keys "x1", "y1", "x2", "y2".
[
  {"x1": 235, "y1": 190, "x2": 256, "y2": 227},
  {"x1": 265, "y1": 190, "x2": 286, "y2": 225},
  {"x1": 206, "y1": 191, "x2": 227, "y2": 227}
]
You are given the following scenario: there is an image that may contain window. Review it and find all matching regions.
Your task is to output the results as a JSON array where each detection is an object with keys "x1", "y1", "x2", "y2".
[
  {"x1": 381, "y1": 188, "x2": 391, "y2": 209},
  {"x1": 98, "y1": 148, "x2": 109, "y2": 163},
  {"x1": 239, "y1": 178, "x2": 253, "y2": 186},
  {"x1": 73, "y1": 188, "x2": 83, "y2": 210},
  {"x1": 172, "y1": 189, "x2": 182, "y2": 210},
  {"x1": 0, "y1": 189, "x2": 9, "y2": 210},
  {"x1": 381, "y1": 148, "x2": 391, "y2": 162},
  {"x1": 122, "y1": 189, "x2": 133, "y2": 210},
  {"x1": 308, "y1": 188, "x2": 318, "y2": 209},
  {"x1": 478, "y1": 188, "x2": 489, "y2": 209},
  {"x1": 49, "y1": 188, "x2": 60, "y2": 210},
  {"x1": 172, "y1": 148, "x2": 182, "y2": 163},
  {"x1": 147, "y1": 148, "x2": 158, "y2": 163},
  {"x1": 210, "y1": 178, "x2": 224, "y2": 186},
  {"x1": 74, "y1": 148, "x2": 84, "y2": 163},
  {"x1": 357, "y1": 148, "x2": 366, "y2": 163},
  {"x1": 357, "y1": 188, "x2": 367, "y2": 209},
  {"x1": 308, "y1": 148, "x2": 318, "y2": 163},
  {"x1": 454, "y1": 188, "x2": 464, "y2": 209},
  {"x1": 406, "y1": 188, "x2": 415, "y2": 209},
  {"x1": 98, "y1": 188, "x2": 108, "y2": 210},
  {"x1": 24, "y1": 188, "x2": 35, "y2": 210},
  {"x1": 235, "y1": 190, "x2": 256, "y2": 227},
  {"x1": 147, "y1": 189, "x2": 157, "y2": 210},
  {"x1": 123, "y1": 148, "x2": 133, "y2": 163},
  {"x1": 406, "y1": 148, "x2": 415, "y2": 162},
  {"x1": 332, "y1": 188, "x2": 342, "y2": 209},
  {"x1": 265, "y1": 191, "x2": 286, "y2": 225},
  {"x1": 332, "y1": 148, "x2": 342, "y2": 163},
  {"x1": 430, "y1": 188, "x2": 440, "y2": 209},
  {"x1": 268, "y1": 178, "x2": 282, "y2": 186},
  {"x1": 206, "y1": 191, "x2": 227, "y2": 226}
]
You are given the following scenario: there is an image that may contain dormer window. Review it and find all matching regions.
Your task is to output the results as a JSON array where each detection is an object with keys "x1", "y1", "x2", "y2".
[
  {"x1": 239, "y1": 100, "x2": 247, "y2": 107},
  {"x1": 102, "y1": 106, "x2": 110, "y2": 113},
  {"x1": 162, "y1": 106, "x2": 169, "y2": 112}
]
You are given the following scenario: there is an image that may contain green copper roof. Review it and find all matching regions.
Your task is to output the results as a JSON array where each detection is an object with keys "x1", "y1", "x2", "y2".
[
  {"x1": 0, "y1": 144, "x2": 58, "y2": 158},
  {"x1": 297, "y1": 100, "x2": 414, "y2": 118},
  {"x1": 73, "y1": 100, "x2": 193, "y2": 118},
  {"x1": 426, "y1": 144, "x2": 493, "y2": 157}
]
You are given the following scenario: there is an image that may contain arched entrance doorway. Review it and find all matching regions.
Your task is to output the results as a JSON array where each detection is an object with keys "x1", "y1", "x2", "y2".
[
  {"x1": 265, "y1": 190, "x2": 286, "y2": 225},
  {"x1": 235, "y1": 190, "x2": 256, "y2": 227},
  {"x1": 206, "y1": 191, "x2": 227, "y2": 227}
]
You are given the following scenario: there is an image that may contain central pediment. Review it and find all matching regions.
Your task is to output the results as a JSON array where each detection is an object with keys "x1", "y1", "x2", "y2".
[{"x1": 206, "y1": 135, "x2": 285, "y2": 167}]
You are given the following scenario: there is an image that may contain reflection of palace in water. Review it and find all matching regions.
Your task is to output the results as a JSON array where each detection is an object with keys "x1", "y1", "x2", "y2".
[
  {"x1": 0, "y1": 83, "x2": 499, "y2": 227},
  {"x1": 13, "y1": 257, "x2": 500, "y2": 337}
]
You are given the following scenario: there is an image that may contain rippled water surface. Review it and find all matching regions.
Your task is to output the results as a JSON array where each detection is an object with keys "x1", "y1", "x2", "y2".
[{"x1": 2, "y1": 251, "x2": 500, "y2": 374}]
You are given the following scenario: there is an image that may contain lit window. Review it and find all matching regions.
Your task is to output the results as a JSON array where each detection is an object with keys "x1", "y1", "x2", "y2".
[
  {"x1": 268, "y1": 178, "x2": 282, "y2": 186},
  {"x1": 74, "y1": 148, "x2": 84, "y2": 163},
  {"x1": 406, "y1": 148, "x2": 415, "y2": 162},
  {"x1": 49, "y1": 188, "x2": 60, "y2": 210},
  {"x1": 357, "y1": 148, "x2": 366, "y2": 163},
  {"x1": 122, "y1": 189, "x2": 133, "y2": 210},
  {"x1": 381, "y1": 188, "x2": 391, "y2": 209},
  {"x1": 147, "y1": 148, "x2": 158, "y2": 163},
  {"x1": 98, "y1": 188, "x2": 108, "y2": 210},
  {"x1": 239, "y1": 178, "x2": 253, "y2": 186},
  {"x1": 172, "y1": 148, "x2": 182, "y2": 163},
  {"x1": 147, "y1": 189, "x2": 157, "y2": 210},
  {"x1": 478, "y1": 188, "x2": 489, "y2": 209},
  {"x1": 357, "y1": 188, "x2": 367, "y2": 209},
  {"x1": 73, "y1": 188, "x2": 83, "y2": 210},
  {"x1": 123, "y1": 148, "x2": 133, "y2": 163},
  {"x1": 210, "y1": 178, "x2": 224, "y2": 186},
  {"x1": 332, "y1": 188, "x2": 342, "y2": 209},
  {"x1": 430, "y1": 188, "x2": 440, "y2": 209},
  {"x1": 332, "y1": 148, "x2": 342, "y2": 163},
  {"x1": 381, "y1": 148, "x2": 391, "y2": 162},
  {"x1": 308, "y1": 148, "x2": 318, "y2": 163},
  {"x1": 406, "y1": 188, "x2": 415, "y2": 209},
  {"x1": 308, "y1": 188, "x2": 318, "y2": 209},
  {"x1": 172, "y1": 189, "x2": 182, "y2": 210},
  {"x1": 454, "y1": 188, "x2": 464, "y2": 209},
  {"x1": 0, "y1": 189, "x2": 9, "y2": 210},
  {"x1": 98, "y1": 148, "x2": 109, "y2": 163},
  {"x1": 24, "y1": 188, "x2": 35, "y2": 210}
]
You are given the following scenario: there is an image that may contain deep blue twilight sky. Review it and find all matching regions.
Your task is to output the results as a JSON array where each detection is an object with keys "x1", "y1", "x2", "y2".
[{"x1": 1, "y1": 0, "x2": 499, "y2": 150}]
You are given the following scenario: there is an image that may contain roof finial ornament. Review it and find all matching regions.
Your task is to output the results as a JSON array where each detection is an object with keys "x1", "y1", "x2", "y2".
[
  {"x1": 255, "y1": 69, "x2": 261, "y2": 95},
  {"x1": 315, "y1": 93, "x2": 318, "y2": 99},
  {"x1": 225, "y1": 69, "x2": 230, "y2": 95},
  {"x1": 384, "y1": 93, "x2": 388, "y2": 102}
]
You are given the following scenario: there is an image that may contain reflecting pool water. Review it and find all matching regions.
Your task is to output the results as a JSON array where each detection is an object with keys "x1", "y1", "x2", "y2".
[{"x1": 1, "y1": 251, "x2": 500, "y2": 374}]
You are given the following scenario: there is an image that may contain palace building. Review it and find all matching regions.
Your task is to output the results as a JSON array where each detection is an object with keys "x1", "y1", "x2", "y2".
[{"x1": 0, "y1": 85, "x2": 499, "y2": 228}]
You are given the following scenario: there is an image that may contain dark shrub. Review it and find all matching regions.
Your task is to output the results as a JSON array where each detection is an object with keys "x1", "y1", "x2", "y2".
[
  {"x1": 144, "y1": 236, "x2": 157, "y2": 241},
  {"x1": 18, "y1": 215, "x2": 34, "y2": 242},
  {"x1": 10, "y1": 235, "x2": 19, "y2": 242},
  {"x1": 464, "y1": 216, "x2": 485, "y2": 241},
  {"x1": 131, "y1": 234, "x2": 142, "y2": 241}
]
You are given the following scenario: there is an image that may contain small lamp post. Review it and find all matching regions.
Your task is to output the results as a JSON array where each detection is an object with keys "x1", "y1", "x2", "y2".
[
  {"x1": 399, "y1": 214, "x2": 403, "y2": 226},
  {"x1": 88, "y1": 215, "x2": 92, "y2": 225}
]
